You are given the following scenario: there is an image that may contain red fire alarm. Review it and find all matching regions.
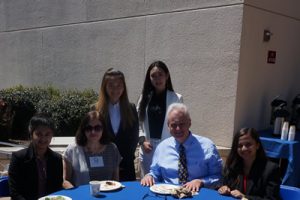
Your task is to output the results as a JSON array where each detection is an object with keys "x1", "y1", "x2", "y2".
[{"x1": 267, "y1": 50, "x2": 276, "y2": 64}]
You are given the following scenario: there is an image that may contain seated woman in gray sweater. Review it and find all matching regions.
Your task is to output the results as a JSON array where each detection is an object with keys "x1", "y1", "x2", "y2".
[{"x1": 62, "y1": 111, "x2": 121, "y2": 188}]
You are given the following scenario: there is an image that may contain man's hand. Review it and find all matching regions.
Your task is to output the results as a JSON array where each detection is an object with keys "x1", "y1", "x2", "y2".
[
  {"x1": 183, "y1": 179, "x2": 204, "y2": 192},
  {"x1": 143, "y1": 141, "x2": 153, "y2": 153},
  {"x1": 218, "y1": 185, "x2": 231, "y2": 195},
  {"x1": 140, "y1": 174, "x2": 155, "y2": 186}
]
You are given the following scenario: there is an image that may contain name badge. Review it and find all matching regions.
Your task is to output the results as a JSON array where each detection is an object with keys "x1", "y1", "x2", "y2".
[{"x1": 89, "y1": 156, "x2": 104, "y2": 168}]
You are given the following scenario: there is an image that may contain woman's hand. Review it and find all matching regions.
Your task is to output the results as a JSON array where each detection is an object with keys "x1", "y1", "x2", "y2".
[
  {"x1": 218, "y1": 185, "x2": 231, "y2": 195},
  {"x1": 183, "y1": 179, "x2": 204, "y2": 192},
  {"x1": 230, "y1": 189, "x2": 245, "y2": 199},
  {"x1": 143, "y1": 141, "x2": 153, "y2": 153},
  {"x1": 62, "y1": 180, "x2": 74, "y2": 189}
]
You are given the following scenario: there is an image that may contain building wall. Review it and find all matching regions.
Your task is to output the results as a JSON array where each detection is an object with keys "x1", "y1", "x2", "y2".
[
  {"x1": 0, "y1": 0, "x2": 244, "y2": 146},
  {"x1": 235, "y1": 1, "x2": 300, "y2": 132},
  {"x1": 1, "y1": 1, "x2": 299, "y2": 147}
]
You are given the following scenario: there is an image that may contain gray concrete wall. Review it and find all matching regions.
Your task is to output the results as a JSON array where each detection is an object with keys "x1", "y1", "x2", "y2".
[
  {"x1": 0, "y1": 0, "x2": 243, "y2": 31},
  {"x1": 0, "y1": 0, "x2": 244, "y2": 146},
  {"x1": 2, "y1": 0, "x2": 299, "y2": 147},
  {"x1": 235, "y1": 1, "x2": 300, "y2": 131}
]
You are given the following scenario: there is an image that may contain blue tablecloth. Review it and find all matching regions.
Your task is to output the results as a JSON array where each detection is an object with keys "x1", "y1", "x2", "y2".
[
  {"x1": 259, "y1": 130, "x2": 300, "y2": 188},
  {"x1": 50, "y1": 181, "x2": 235, "y2": 200}
]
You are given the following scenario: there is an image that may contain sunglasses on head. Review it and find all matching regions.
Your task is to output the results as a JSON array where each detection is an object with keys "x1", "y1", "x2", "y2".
[{"x1": 84, "y1": 125, "x2": 103, "y2": 132}]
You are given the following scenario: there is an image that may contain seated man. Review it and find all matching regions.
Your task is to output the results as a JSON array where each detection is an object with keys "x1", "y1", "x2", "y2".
[{"x1": 141, "y1": 103, "x2": 223, "y2": 192}]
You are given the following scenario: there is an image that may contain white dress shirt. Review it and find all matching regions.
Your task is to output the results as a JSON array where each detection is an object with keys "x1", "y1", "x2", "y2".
[{"x1": 109, "y1": 102, "x2": 121, "y2": 134}]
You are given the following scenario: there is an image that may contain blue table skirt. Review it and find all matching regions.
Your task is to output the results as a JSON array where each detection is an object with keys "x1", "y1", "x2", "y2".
[
  {"x1": 0, "y1": 176, "x2": 9, "y2": 197},
  {"x1": 51, "y1": 181, "x2": 235, "y2": 200},
  {"x1": 259, "y1": 129, "x2": 300, "y2": 188}
]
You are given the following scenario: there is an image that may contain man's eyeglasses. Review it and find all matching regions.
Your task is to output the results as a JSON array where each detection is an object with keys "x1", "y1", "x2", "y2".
[
  {"x1": 169, "y1": 123, "x2": 186, "y2": 129},
  {"x1": 85, "y1": 125, "x2": 103, "y2": 132}
]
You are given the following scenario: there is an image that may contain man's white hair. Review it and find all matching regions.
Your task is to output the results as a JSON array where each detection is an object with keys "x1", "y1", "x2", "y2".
[{"x1": 166, "y1": 103, "x2": 191, "y2": 120}]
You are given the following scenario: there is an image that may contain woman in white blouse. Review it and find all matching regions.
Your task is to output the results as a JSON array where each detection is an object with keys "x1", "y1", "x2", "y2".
[{"x1": 137, "y1": 61, "x2": 183, "y2": 177}]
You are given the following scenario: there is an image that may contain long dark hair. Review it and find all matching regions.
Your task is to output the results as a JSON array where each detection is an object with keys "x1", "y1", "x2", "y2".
[
  {"x1": 95, "y1": 68, "x2": 136, "y2": 129},
  {"x1": 75, "y1": 111, "x2": 110, "y2": 146},
  {"x1": 224, "y1": 128, "x2": 266, "y2": 179},
  {"x1": 138, "y1": 61, "x2": 174, "y2": 121}
]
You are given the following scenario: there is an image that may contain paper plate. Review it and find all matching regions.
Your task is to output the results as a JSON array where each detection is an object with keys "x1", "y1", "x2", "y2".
[
  {"x1": 38, "y1": 195, "x2": 72, "y2": 200},
  {"x1": 99, "y1": 180, "x2": 122, "y2": 191},
  {"x1": 150, "y1": 184, "x2": 180, "y2": 195}
]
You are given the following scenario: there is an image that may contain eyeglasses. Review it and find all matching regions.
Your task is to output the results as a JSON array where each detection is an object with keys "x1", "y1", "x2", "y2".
[
  {"x1": 85, "y1": 125, "x2": 103, "y2": 132},
  {"x1": 169, "y1": 123, "x2": 186, "y2": 129}
]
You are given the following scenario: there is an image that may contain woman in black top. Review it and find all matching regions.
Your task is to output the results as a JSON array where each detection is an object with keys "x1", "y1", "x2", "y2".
[
  {"x1": 218, "y1": 128, "x2": 281, "y2": 200},
  {"x1": 137, "y1": 61, "x2": 183, "y2": 176},
  {"x1": 9, "y1": 114, "x2": 63, "y2": 200}
]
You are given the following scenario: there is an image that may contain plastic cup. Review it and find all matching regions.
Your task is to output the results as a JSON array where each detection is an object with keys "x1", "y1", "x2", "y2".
[
  {"x1": 89, "y1": 181, "x2": 101, "y2": 196},
  {"x1": 288, "y1": 125, "x2": 296, "y2": 141}
]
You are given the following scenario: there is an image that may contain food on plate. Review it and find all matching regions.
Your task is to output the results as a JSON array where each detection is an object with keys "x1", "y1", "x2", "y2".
[
  {"x1": 157, "y1": 185, "x2": 176, "y2": 193},
  {"x1": 45, "y1": 196, "x2": 66, "y2": 200},
  {"x1": 150, "y1": 184, "x2": 180, "y2": 194},
  {"x1": 170, "y1": 187, "x2": 198, "y2": 199},
  {"x1": 99, "y1": 180, "x2": 122, "y2": 191},
  {"x1": 105, "y1": 181, "x2": 116, "y2": 186}
]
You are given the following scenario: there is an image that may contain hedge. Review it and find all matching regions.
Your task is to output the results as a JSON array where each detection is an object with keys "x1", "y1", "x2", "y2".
[{"x1": 0, "y1": 85, "x2": 98, "y2": 140}]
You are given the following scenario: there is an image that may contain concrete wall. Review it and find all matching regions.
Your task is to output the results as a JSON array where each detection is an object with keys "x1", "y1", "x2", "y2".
[
  {"x1": 235, "y1": 1, "x2": 300, "y2": 131},
  {"x1": 0, "y1": 0, "x2": 244, "y2": 146},
  {"x1": 0, "y1": 0, "x2": 243, "y2": 31},
  {"x1": 1, "y1": 0, "x2": 299, "y2": 147}
]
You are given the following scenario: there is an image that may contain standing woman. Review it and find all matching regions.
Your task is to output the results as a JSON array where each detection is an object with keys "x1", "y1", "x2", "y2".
[
  {"x1": 63, "y1": 111, "x2": 121, "y2": 188},
  {"x1": 137, "y1": 61, "x2": 183, "y2": 177},
  {"x1": 9, "y1": 113, "x2": 63, "y2": 200},
  {"x1": 93, "y1": 68, "x2": 139, "y2": 181},
  {"x1": 218, "y1": 128, "x2": 281, "y2": 200}
]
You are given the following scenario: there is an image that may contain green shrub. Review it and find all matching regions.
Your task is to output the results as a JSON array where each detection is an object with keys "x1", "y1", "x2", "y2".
[
  {"x1": 37, "y1": 89, "x2": 98, "y2": 136},
  {"x1": 0, "y1": 99, "x2": 14, "y2": 141},
  {"x1": 0, "y1": 85, "x2": 98, "y2": 139},
  {"x1": 0, "y1": 85, "x2": 52, "y2": 139}
]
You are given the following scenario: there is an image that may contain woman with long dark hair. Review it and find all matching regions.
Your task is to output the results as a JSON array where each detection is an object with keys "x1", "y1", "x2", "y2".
[
  {"x1": 94, "y1": 68, "x2": 139, "y2": 181},
  {"x1": 218, "y1": 128, "x2": 281, "y2": 200},
  {"x1": 137, "y1": 61, "x2": 183, "y2": 177},
  {"x1": 62, "y1": 111, "x2": 121, "y2": 188}
]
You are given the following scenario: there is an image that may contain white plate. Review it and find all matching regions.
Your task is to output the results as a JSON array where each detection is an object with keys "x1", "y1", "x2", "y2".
[
  {"x1": 38, "y1": 195, "x2": 72, "y2": 200},
  {"x1": 99, "y1": 180, "x2": 122, "y2": 191},
  {"x1": 150, "y1": 184, "x2": 180, "y2": 195}
]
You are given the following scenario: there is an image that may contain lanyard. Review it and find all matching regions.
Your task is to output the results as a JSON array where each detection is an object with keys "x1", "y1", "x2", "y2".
[{"x1": 243, "y1": 175, "x2": 247, "y2": 193}]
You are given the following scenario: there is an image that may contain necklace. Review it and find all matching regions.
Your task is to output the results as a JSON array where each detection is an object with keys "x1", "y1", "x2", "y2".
[{"x1": 85, "y1": 144, "x2": 104, "y2": 155}]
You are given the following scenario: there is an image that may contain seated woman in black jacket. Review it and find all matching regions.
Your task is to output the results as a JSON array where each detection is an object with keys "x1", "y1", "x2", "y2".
[
  {"x1": 8, "y1": 113, "x2": 63, "y2": 200},
  {"x1": 218, "y1": 128, "x2": 281, "y2": 200}
]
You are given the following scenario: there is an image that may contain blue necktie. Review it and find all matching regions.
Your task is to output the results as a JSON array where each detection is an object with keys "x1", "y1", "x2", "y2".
[{"x1": 178, "y1": 144, "x2": 188, "y2": 184}]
